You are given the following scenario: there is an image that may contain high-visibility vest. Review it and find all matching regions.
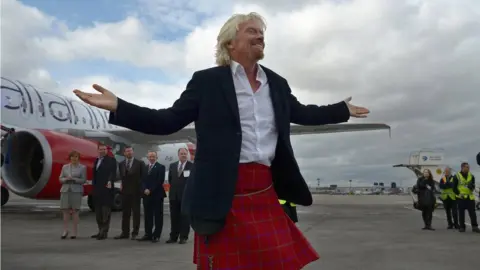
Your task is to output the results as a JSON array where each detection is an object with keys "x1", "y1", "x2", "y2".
[
  {"x1": 456, "y1": 172, "x2": 475, "y2": 200},
  {"x1": 279, "y1": 199, "x2": 296, "y2": 207},
  {"x1": 440, "y1": 175, "x2": 456, "y2": 200}
]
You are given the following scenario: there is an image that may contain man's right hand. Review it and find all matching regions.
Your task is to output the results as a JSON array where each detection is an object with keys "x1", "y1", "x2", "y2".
[
  {"x1": 73, "y1": 84, "x2": 118, "y2": 112},
  {"x1": 106, "y1": 181, "x2": 112, "y2": 189}
]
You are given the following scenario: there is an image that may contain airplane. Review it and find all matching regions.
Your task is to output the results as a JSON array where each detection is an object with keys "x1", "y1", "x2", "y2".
[
  {"x1": 393, "y1": 148, "x2": 480, "y2": 210},
  {"x1": 0, "y1": 76, "x2": 391, "y2": 211}
]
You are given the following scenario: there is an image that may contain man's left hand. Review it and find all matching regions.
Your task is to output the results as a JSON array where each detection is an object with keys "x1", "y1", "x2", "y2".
[
  {"x1": 144, "y1": 189, "x2": 150, "y2": 196},
  {"x1": 344, "y1": 97, "x2": 370, "y2": 118}
]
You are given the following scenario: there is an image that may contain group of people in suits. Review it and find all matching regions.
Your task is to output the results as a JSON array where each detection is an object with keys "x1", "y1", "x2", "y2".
[{"x1": 58, "y1": 143, "x2": 193, "y2": 242}]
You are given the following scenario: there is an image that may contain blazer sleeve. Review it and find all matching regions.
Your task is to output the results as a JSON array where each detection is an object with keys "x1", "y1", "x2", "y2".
[
  {"x1": 141, "y1": 164, "x2": 148, "y2": 191},
  {"x1": 108, "y1": 72, "x2": 201, "y2": 135},
  {"x1": 152, "y1": 165, "x2": 165, "y2": 192},
  {"x1": 285, "y1": 80, "x2": 350, "y2": 125},
  {"x1": 59, "y1": 165, "x2": 68, "y2": 184},
  {"x1": 109, "y1": 158, "x2": 118, "y2": 185},
  {"x1": 168, "y1": 163, "x2": 173, "y2": 184},
  {"x1": 73, "y1": 165, "x2": 87, "y2": 185}
]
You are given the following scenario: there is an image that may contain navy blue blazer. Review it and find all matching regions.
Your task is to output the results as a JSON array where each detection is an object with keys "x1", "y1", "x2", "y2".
[
  {"x1": 141, "y1": 162, "x2": 166, "y2": 199},
  {"x1": 109, "y1": 65, "x2": 350, "y2": 229}
]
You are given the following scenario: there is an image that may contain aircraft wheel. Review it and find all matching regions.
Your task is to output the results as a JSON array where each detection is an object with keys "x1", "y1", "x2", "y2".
[
  {"x1": 112, "y1": 188, "x2": 122, "y2": 212},
  {"x1": 87, "y1": 195, "x2": 95, "y2": 212},
  {"x1": 1, "y1": 187, "x2": 9, "y2": 206}
]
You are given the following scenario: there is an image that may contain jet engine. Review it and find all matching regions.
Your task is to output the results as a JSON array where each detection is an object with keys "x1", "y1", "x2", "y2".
[{"x1": 1, "y1": 129, "x2": 99, "y2": 204}]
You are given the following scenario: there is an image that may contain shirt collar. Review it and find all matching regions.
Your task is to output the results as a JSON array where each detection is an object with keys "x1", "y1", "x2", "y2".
[{"x1": 230, "y1": 60, "x2": 267, "y2": 84}]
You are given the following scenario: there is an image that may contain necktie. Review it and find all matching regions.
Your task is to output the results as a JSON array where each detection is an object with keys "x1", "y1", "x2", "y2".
[
  {"x1": 148, "y1": 164, "x2": 153, "y2": 174},
  {"x1": 178, "y1": 162, "x2": 184, "y2": 177},
  {"x1": 126, "y1": 159, "x2": 131, "y2": 172}
]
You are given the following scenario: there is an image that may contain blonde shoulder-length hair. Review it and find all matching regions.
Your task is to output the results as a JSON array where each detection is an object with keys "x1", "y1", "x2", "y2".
[{"x1": 215, "y1": 12, "x2": 267, "y2": 66}]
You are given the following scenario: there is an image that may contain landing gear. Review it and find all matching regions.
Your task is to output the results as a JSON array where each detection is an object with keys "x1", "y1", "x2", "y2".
[
  {"x1": 1, "y1": 186, "x2": 9, "y2": 206},
  {"x1": 87, "y1": 188, "x2": 123, "y2": 212},
  {"x1": 112, "y1": 188, "x2": 122, "y2": 212}
]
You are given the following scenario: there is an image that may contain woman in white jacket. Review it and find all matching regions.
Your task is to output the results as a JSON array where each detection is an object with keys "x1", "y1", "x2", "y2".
[{"x1": 59, "y1": 150, "x2": 86, "y2": 239}]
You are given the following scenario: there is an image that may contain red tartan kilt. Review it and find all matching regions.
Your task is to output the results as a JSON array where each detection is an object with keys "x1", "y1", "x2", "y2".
[{"x1": 193, "y1": 163, "x2": 319, "y2": 269}]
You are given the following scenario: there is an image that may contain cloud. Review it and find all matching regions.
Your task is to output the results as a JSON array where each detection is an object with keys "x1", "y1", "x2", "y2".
[{"x1": 2, "y1": 0, "x2": 479, "y2": 188}]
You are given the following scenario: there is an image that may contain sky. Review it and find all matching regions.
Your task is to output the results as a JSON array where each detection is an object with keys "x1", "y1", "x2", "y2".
[{"x1": 2, "y1": 0, "x2": 479, "y2": 188}]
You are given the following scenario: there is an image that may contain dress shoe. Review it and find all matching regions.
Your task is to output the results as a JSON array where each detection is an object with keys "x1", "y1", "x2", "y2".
[
  {"x1": 91, "y1": 233, "x2": 99, "y2": 238},
  {"x1": 459, "y1": 228, "x2": 466, "y2": 232},
  {"x1": 61, "y1": 231, "x2": 69, "y2": 239},
  {"x1": 166, "y1": 239, "x2": 177, "y2": 244},
  {"x1": 151, "y1": 237, "x2": 159, "y2": 243},
  {"x1": 114, "y1": 234, "x2": 129, "y2": 240},
  {"x1": 473, "y1": 227, "x2": 480, "y2": 233},
  {"x1": 137, "y1": 235, "x2": 152, "y2": 241},
  {"x1": 179, "y1": 239, "x2": 187, "y2": 244},
  {"x1": 131, "y1": 234, "x2": 138, "y2": 240}
]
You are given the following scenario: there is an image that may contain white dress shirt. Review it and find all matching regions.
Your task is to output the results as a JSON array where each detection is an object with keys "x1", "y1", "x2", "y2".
[{"x1": 231, "y1": 60, "x2": 278, "y2": 167}]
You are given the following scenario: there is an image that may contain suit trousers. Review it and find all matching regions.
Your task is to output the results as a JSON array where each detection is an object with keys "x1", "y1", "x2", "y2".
[
  {"x1": 458, "y1": 199, "x2": 478, "y2": 228},
  {"x1": 95, "y1": 204, "x2": 112, "y2": 235},
  {"x1": 143, "y1": 196, "x2": 164, "y2": 238},
  {"x1": 121, "y1": 194, "x2": 141, "y2": 235},
  {"x1": 442, "y1": 198, "x2": 458, "y2": 226},
  {"x1": 169, "y1": 199, "x2": 190, "y2": 240}
]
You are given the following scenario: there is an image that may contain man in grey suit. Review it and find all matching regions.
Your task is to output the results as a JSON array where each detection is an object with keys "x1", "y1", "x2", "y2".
[
  {"x1": 91, "y1": 143, "x2": 117, "y2": 240},
  {"x1": 114, "y1": 146, "x2": 145, "y2": 240},
  {"x1": 166, "y1": 148, "x2": 193, "y2": 244}
]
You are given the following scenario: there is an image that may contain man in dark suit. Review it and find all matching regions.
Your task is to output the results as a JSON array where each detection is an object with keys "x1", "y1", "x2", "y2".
[
  {"x1": 91, "y1": 143, "x2": 117, "y2": 240},
  {"x1": 114, "y1": 146, "x2": 144, "y2": 240},
  {"x1": 74, "y1": 11, "x2": 370, "y2": 268},
  {"x1": 166, "y1": 148, "x2": 193, "y2": 244},
  {"x1": 138, "y1": 150, "x2": 166, "y2": 242}
]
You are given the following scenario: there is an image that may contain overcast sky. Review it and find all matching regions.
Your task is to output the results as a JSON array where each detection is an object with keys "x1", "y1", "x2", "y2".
[{"x1": 2, "y1": 0, "x2": 479, "y2": 187}]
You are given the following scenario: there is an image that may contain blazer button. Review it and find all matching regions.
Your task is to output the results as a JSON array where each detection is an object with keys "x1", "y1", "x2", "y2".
[{"x1": 236, "y1": 132, "x2": 241, "y2": 136}]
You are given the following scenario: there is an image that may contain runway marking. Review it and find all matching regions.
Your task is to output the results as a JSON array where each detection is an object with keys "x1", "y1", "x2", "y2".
[{"x1": 403, "y1": 206, "x2": 472, "y2": 226}]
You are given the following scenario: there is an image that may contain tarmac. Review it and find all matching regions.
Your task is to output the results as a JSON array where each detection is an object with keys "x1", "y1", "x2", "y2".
[{"x1": 1, "y1": 194, "x2": 479, "y2": 270}]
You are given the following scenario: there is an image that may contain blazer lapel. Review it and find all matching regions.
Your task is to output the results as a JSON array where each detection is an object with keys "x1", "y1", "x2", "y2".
[{"x1": 220, "y1": 66, "x2": 240, "y2": 127}]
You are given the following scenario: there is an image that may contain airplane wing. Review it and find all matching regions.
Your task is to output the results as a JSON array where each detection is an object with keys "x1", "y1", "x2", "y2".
[{"x1": 101, "y1": 123, "x2": 390, "y2": 145}]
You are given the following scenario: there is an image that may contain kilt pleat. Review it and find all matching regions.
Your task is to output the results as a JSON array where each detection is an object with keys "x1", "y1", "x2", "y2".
[{"x1": 193, "y1": 163, "x2": 319, "y2": 269}]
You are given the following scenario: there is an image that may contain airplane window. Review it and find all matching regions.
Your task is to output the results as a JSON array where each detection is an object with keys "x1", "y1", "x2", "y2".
[
  {"x1": 21, "y1": 100, "x2": 27, "y2": 110},
  {"x1": 75, "y1": 115, "x2": 79, "y2": 122},
  {"x1": 59, "y1": 111, "x2": 63, "y2": 118},
  {"x1": 38, "y1": 103, "x2": 44, "y2": 114},
  {"x1": 82, "y1": 117, "x2": 86, "y2": 124}
]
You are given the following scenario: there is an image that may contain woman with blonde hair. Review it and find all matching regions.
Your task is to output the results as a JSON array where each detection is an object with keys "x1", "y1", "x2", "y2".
[{"x1": 59, "y1": 150, "x2": 87, "y2": 239}]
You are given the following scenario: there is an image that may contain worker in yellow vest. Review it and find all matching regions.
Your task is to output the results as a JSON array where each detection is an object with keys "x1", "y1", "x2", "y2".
[
  {"x1": 279, "y1": 199, "x2": 298, "y2": 223},
  {"x1": 452, "y1": 162, "x2": 480, "y2": 233},
  {"x1": 439, "y1": 167, "x2": 459, "y2": 229}
]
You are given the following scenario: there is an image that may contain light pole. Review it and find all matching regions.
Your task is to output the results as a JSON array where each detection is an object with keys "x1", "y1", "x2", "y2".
[
  {"x1": 317, "y1": 178, "x2": 320, "y2": 188},
  {"x1": 349, "y1": 179, "x2": 352, "y2": 191}
]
